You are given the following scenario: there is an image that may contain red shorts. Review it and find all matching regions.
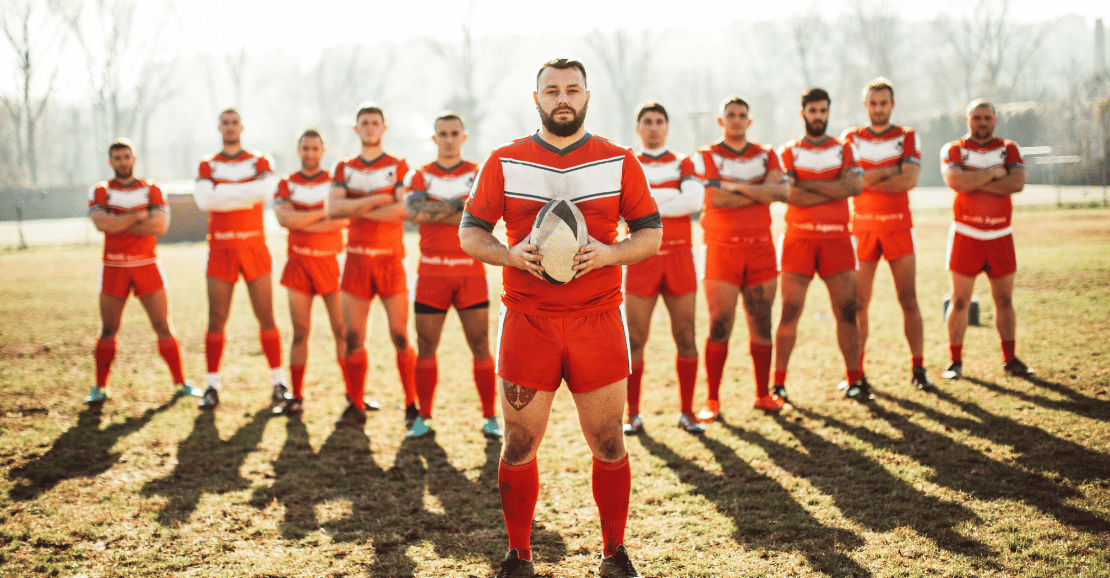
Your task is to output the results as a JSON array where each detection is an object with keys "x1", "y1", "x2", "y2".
[
  {"x1": 496, "y1": 307, "x2": 630, "y2": 393},
  {"x1": 281, "y1": 255, "x2": 341, "y2": 296},
  {"x1": 624, "y1": 249, "x2": 697, "y2": 298},
  {"x1": 853, "y1": 228, "x2": 916, "y2": 262},
  {"x1": 704, "y1": 241, "x2": 779, "y2": 287},
  {"x1": 99, "y1": 262, "x2": 164, "y2": 299},
  {"x1": 341, "y1": 255, "x2": 407, "y2": 301},
  {"x1": 779, "y1": 234, "x2": 858, "y2": 278},
  {"x1": 413, "y1": 274, "x2": 489, "y2": 312},
  {"x1": 946, "y1": 224, "x2": 1016, "y2": 279},
  {"x1": 207, "y1": 244, "x2": 272, "y2": 283}
]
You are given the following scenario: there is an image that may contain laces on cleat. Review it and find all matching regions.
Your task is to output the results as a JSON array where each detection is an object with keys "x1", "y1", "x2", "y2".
[
  {"x1": 677, "y1": 413, "x2": 705, "y2": 434},
  {"x1": 622, "y1": 414, "x2": 643, "y2": 435},
  {"x1": 942, "y1": 361, "x2": 962, "y2": 380},
  {"x1": 482, "y1": 417, "x2": 504, "y2": 438}
]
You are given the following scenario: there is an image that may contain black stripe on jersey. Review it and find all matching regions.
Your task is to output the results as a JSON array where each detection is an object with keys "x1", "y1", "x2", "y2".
[
  {"x1": 570, "y1": 190, "x2": 620, "y2": 202},
  {"x1": 504, "y1": 191, "x2": 551, "y2": 202},
  {"x1": 501, "y1": 155, "x2": 624, "y2": 175},
  {"x1": 627, "y1": 211, "x2": 663, "y2": 232},
  {"x1": 460, "y1": 211, "x2": 495, "y2": 232},
  {"x1": 530, "y1": 132, "x2": 591, "y2": 156}
]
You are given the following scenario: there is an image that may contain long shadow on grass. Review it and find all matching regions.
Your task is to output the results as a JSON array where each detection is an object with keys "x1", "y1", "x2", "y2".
[
  {"x1": 961, "y1": 374, "x2": 1110, "y2": 425},
  {"x1": 810, "y1": 399, "x2": 1110, "y2": 534},
  {"x1": 729, "y1": 417, "x2": 993, "y2": 559},
  {"x1": 638, "y1": 430, "x2": 870, "y2": 577},
  {"x1": 8, "y1": 393, "x2": 184, "y2": 501},
  {"x1": 141, "y1": 407, "x2": 272, "y2": 526}
]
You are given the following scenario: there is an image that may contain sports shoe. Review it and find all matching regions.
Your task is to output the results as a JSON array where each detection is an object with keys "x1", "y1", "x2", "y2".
[
  {"x1": 273, "y1": 397, "x2": 303, "y2": 417},
  {"x1": 772, "y1": 384, "x2": 790, "y2": 405},
  {"x1": 494, "y1": 549, "x2": 534, "y2": 578},
  {"x1": 696, "y1": 399, "x2": 720, "y2": 423},
  {"x1": 176, "y1": 381, "x2": 200, "y2": 397},
  {"x1": 753, "y1": 393, "x2": 787, "y2": 413},
  {"x1": 482, "y1": 416, "x2": 504, "y2": 438},
  {"x1": 335, "y1": 400, "x2": 366, "y2": 429},
  {"x1": 405, "y1": 415, "x2": 433, "y2": 438},
  {"x1": 272, "y1": 382, "x2": 292, "y2": 404},
  {"x1": 198, "y1": 386, "x2": 219, "y2": 410},
  {"x1": 404, "y1": 402, "x2": 419, "y2": 428},
  {"x1": 911, "y1": 367, "x2": 935, "y2": 392},
  {"x1": 677, "y1": 413, "x2": 705, "y2": 434},
  {"x1": 83, "y1": 386, "x2": 107, "y2": 405},
  {"x1": 364, "y1": 396, "x2": 381, "y2": 411},
  {"x1": 1003, "y1": 357, "x2": 1035, "y2": 378},
  {"x1": 844, "y1": 377, "x2": 873, "y2": 403},
  {"x1": 942, "y1": 361, "x2": 962, "y2": 380},
  {"x1": 599, "y1": 544, "x2": 642, "y2": 578},
  {"x1": 622, "y1": 414, "x2": 643, "y2": 435}
]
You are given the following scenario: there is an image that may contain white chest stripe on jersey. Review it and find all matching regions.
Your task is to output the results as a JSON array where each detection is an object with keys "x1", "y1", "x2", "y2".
[
  {"x1": 792, "y1": 146, "x2": 844, "y2": 173},
  {"x1": 107, "y1": 186, "x2": 153, "y2": 210},
  {"x1": 961, "y1": 148, "x2": 1008, "y2": 170},
  {"x1": 345, "y1": 165, "x2": 398, "y2": 194},
  {"x1": 426, "y1": 174, "x2": 475, "y2": 200},
  {"x1": 209, "y1": 159, "x2": 260, "y2": 183},
  {"x1": 288, "y1": 181, "x2": 331, "y2": 206},
  {"x1": 641, "y1": 159, "x2": 682, "y2": 187},
  {"x1": 502, "y1": 155, "x2": 624, "y2": 203},
  {"x1": 719, "y1": 153, "x2": 768, "y2": 182},
  {"x1": 855, "y1": 136, "x2": 904, "y2": 164}
]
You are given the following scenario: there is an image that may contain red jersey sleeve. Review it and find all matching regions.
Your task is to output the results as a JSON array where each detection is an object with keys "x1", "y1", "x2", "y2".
[
  {"x1": 767, "y1": 148, "x2": 783, "y2": 173},
  {"x1": 408, "y1": 169, "x2": 427, "y2": 193},
  {"x1": 148, "y1": 184, "x2": 166, "y2": 208},
  {"x1": 840, "y1": 141, "x2": 860, "y2": 175},
  {"x1": 275, "y1": 178, "x2": 291, "y2": 201},
  {"x1": 462, "y1": 155, "x2": 505, "y2": 229},
  {"x1": 197, "y1": 160, "x2": 213, "y2": 182},
  {"x1": 619, "y1": 148, "x2": 657, "y2": 227},
  {"x1": 902, "y1": 129, "x2": 922, "y2": 165},
  {"x1": 1005, "y1": 141, "x2": 1025, "y2": 170},
  {"x1": 779, "y1": 145, "x2": 796, "y2": 177}
]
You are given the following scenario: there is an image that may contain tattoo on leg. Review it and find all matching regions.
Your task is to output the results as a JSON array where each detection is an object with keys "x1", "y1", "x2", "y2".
[{"x1": 504, "y1": 381, "x2": 537, "y2": 411}]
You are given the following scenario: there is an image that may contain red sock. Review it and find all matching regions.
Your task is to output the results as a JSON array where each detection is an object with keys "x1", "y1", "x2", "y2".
[
  {"x1": 397, "y1": 347, "x2": 417, "y2": 407},
  {"x1": 847, "y1": 368, "x2": 862, "y2": 384},
  {"x1": 705, "y1": 340, "x2": 728, "y2": 402},
  {"x1": 912, "y1": 356, "x2": 924, "y2": 369},
  {"x1": 474, "y1": 357, "x2": 497, "y2": 418},
  {"x1": 344, "y1": 349, "x2": 367, "y2": 410},
  {"x1": 415, "y1": 356, "x2": 438, "y2": 418},
  {"x1": 337, "y1": 357, "x2": 348, "y2": 389},
  {"x1": 676, "y1": 355, "x2": 698, "y2": 415},
  {"x1": 774, "y1": 369, "x2": 787, "y2": 386},
  {"x1": 1001, "y1": 340, "x2": 1016, "y2": 363},
  {"x1": 750, "y1": 342, "x2": 772, "y2": 398},
  {"x1": 290, "y1": 364, "x2": 306, "y2": 400},
  {"x1": 205, "y1": 332, "x2": 225, "y2": 373},
  {"x1": 260, "y1": 328, "x2": 282, "y2": 370},
  {"x1": 626, "y1": 360, "x2": 644, "y2": 417},
  {"x1": 592, "y1": 455, "x2": 631, "y2": 558},
  {"x1": 950, "y1": 345, "x2": 963, "y2": 363},
  {"x1": 499, "y1": 458, "x2": 539, "y2": 561},
  {"x1": 157, "y1": 337, "x2": 185, "y2": 384},
  {"x1": 859, "y1": 350, "x2": 866, "y2": 371},
  {"x1": 94, "y1": 339, "x2": 117, "y2": 388}
]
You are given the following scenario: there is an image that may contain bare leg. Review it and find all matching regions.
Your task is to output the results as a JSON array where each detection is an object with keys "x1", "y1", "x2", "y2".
[
  {"x1": 856, "y1": 259, "x2": 879, "y2": 363},
  {"x1": 888, "y1": 254, "x2": 924, "y2": 360},
  {"x1": 661, "y1": 292, "x2": 697, "y2": 359},
  {"x1": 245, "y1": 272, "x2": 277, "y2": 331},
  {"x1": 822, "y1": 269, "x2": 860, "y2": 373},
  {"x1": 287, "y1": 289, "x2": 313, "y2": 368},
  {"x1": 774, "y1": 272, "x2": 812, "y2": 375},
  {"x1": 946, "y1": 272, "x2": 977, "y2": 348},
  {"x1": 623, "y1": 294, "x2": 658, "y2": 363}
]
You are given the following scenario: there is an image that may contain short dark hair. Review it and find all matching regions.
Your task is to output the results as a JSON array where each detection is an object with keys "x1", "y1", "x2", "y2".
[
  {"x1": 720, "y1": 95, "x2": 750, "y2": 114},
  {"x1": 356, "y1": 102, "x2": 385, "y2": 122},
  {"x1": 298, "y1": 128, "x2": 324, "y2": 146},
  {"x1": 434, "y1": 111, "x2": 465, "y2": 130},
  {"x1": 864, "y1": 77, "x2": 894, "y2": 99},
  {"x1": 108, "y1": 138, "x2": 134, "y2": 156},
  {"x1": 536, "y1": 57, "x2": 587, "y2": 89},
  {"x1": 801, "y1": 88, "x2": 830, "y2": 109},
  {"x1": 219, "y1": 108, "x2": 240, "y2": 119},
  {"x1": 636, "y1": 101, "x2": 668, "y2": 122}
]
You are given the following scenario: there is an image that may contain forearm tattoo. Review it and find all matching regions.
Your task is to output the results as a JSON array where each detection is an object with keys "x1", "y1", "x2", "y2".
[{"x1": 504, "y1": 381, "x2": 537, "y2": 411}]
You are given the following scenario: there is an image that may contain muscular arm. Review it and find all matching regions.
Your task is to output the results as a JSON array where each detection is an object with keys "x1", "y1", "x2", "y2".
[
  {"x1": 89, "y1": 208, "x2": 148, "y2": 235},
  {"x1": 706, "y1": 184, "x2": 757, "y2": 209},
  {"x1": 979, "y1": 167, "x2": 1026, "y2": 196},
  {"x1": 796, "y1": 168, "x2": 863, "y2": 200},
  {"x1": 730, "y1": 169, "x2": 789, "y2": 204},
  {"x1": 573, "y1": 226, "x2": 663, "y2": 276},
  {"x1": 405, "y1": 190, "x2": 467, "y2": 225},
  {"x1": 357, "y1": 185, "x2": 407, "y2": 222},
  {"x1": 326, "y1": 186, "x2": 394, "y2": 219},
  {"x1": 784, "y1": 184, "x2": 832, "y2": 207},
  {"x1": 274, "y1": 201, "x2": 326, "y2": 230},
  {"x1": 653, "y1": 178, "x2": 705, "y2": 216},
  {"x1": 193, "y1": 175, "x2": 277, "y2": 212},
  {"x1": 125, "y1": 208, "x2": 169, "y2": 236},
  {"x1": 866, "y1": 162, "x2": 921, "y2": 193},
  {"x1": 459, "y1": 222, "x2": 544, "y2": 279},
  {"x1": 943, "y1": 165, "x2": 1007, "y2": 192}
]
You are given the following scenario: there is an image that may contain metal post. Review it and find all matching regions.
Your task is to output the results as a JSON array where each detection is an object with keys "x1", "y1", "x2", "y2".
[{"x1": 16, "y1": 206, "x2": 27, "y2": 250}]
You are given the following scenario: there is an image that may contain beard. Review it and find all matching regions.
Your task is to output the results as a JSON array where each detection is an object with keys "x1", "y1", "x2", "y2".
[
  {"x1": 869, "y1": 112, "x2": 891, "y2": 127},
  {"x1": 971, "y1": 127, "x2": 992, "y2": 141},
  {"x1": 222, "y1": 136, "x2": 240, "y2": 146},
  {"x1": 114, "y1": 168, "x2": 134, "y2": 180},
  {"x1": 539, "y1": 103, "x2": 588, "y2": 137},
  {"x1": 805, "y1": 118, "x2": 826, "y2": 137}
]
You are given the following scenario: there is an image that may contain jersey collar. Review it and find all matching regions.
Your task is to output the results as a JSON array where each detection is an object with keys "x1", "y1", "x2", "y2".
[
  {"x1": 434, "y1": 159, "x2": 467, "y2": 173},
  {"x1": 531, "y1": 132, "x2": 591, "y2": 157}
]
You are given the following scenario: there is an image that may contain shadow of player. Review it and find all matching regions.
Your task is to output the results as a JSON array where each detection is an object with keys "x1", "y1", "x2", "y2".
[
  {"x1": 637, "y1": 430, "x2": 871, "y2": 578},
  {"x1": 8, "y1": 393, "x2": 184, "y2": 501},
  {"x1": 141, "y1": 407, "x2": 272, "y2": 526},
  {"x1": 962, "y1": 374, "x2": 1110, "y2": 424}
]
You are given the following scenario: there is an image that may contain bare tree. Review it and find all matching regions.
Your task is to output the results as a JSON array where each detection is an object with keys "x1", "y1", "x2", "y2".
[
  {"x1": 584, "y1": 28, "x2": 659, "y2": 146},
  {"x1": 313, "y1": 43, "x2": 398, "y2": 136},
  {"x1": 1, "y1": 0, "x2": 65, "y2": 183},
  {"x1": 787, "y1": 4, "x2": 829, "y2": 87},
  {"x1": 848, "y1": 0, "x2": 900, "y2": 79}
]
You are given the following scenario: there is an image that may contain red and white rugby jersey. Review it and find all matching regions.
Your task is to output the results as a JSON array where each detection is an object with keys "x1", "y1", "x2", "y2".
[
  {"x1": 407, "y1": 160, "x2": 483, "y2": 276},
  {"x1": 196, "y1": 150, "x2": 272, "y2": 249},
  {"x1": 695, "y1": 141, "x2": 781, "y2": 245},
  {"x1": 779, "y1": 136, "x2": 859, "y2": 238},
  {"x1": 333, "y1": 153, "x2": 408, "y2": 259},
  {"x1": 463, "y1": 133, "x2": 660, "y2": 317},
  {"x1": 841, "y1": 125, "x2": 921, "y2": 232},
  {"x1": 275, "y1": 170, "x2": 344, "y2": 258},
  {"x1": 88, "y1": 178, "x2": 166, "y2": 266},
  {"x1": 941, "y1": 137, "x2": 1024, "y2": 231},
  {"x1": 636, "y1": 150, "x2": 698, "y2": 251}
]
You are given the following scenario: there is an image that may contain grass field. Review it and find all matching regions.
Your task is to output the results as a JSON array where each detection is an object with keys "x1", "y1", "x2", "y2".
[{"x1": 1, "y1": 209, "x2": 1108, "y2": 577}]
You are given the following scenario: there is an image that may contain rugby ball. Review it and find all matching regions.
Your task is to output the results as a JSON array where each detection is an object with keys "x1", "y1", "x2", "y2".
[{"x1": 528, "y1": 198, "x2": 588, "y2": 285}]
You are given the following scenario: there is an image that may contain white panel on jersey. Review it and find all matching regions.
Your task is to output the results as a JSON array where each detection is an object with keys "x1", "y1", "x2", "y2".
[
  {"x1": 961, "y1": 148, "x2": 1008, "y2": 171},
  {"x1": 209, "y1": 158, "x2": 261, "y2": 183},
  {"x1": 502, "y1": 156, "x2": 624, "y2": 203},
  {"x1": 719, "y1": 152, "x2": 769, "y2": 182},
  {"x1": 288, "y1": 181, "x2": 331, "y2": 206},
  {"x1": 792, "y1": 146, "x2": 844, "y2": 173},
  {"x1": 107, "y1": 186, "x2": 154, "y2": 211},
  {"x1": 641, "y1": 159, "x2": 682, "y2": 186},
  {"x1": 855, "y1": 136, "x2": 905, "y2": 164},
  {"x1": 426, "y1": 174, "x2": 476, "y2": 200},
  {"x1": 345, "y1": 165, "x2": 399, "y2": 194}
]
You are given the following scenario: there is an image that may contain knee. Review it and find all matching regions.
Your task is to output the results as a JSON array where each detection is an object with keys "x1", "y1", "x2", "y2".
[
  {"x1": 390, "y1": 331, "x2": 409, "y2": 351},
  {"x1": 897, "y1": 292, "x2": 920, "y2": 313},
  {"x1": 99, "y1": 326, "x2": 119, "y2": 340},
  {"x1": 837, "y1": 301, "x2": 857, "y2": 324},
  {"x1": 502, "y1": 426, "x2": 539, "y2": 465},
  {"x1": 465, "y1": 334, "x2": 489, "y2": 356},
  {"x1": 779, "y1": 303, "x2": 802, "y2": 325},
  {"x1": 591, "y1": 429, "x2": 627, "y2": 462},
  {"x1": 292, "y1": 325, "x2": 310, "y2": 346},
  {"x1": 950, "y1": 295, "x2": 970, "y2": 311},
  {"x1": 993, "y1": 294, "x2": 1013, "y2": 311},
  {"x1": 344, "y1": 331, "x2": 362, "y2": 352},
  {"x1": 708, "y1": 315, "x2": 731, "y2": 342}
]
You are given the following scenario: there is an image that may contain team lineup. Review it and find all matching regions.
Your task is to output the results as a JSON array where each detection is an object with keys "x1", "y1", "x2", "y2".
[{"x1": 83, "y1": 57, "x2": 1035, "y2": 578}]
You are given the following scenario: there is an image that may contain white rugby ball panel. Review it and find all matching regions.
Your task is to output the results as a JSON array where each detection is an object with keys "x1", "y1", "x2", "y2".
[{"x1": 529, "y1": 199, "x2": 588, "y2": 285}]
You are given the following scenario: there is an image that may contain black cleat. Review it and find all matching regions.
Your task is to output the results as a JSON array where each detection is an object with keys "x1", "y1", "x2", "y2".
[
  {"x1": 1003, "y1": 357, "x2": 1035, "y2": 378},
  {"x1": 772, "y1": 384, "x2": 790, "y2": 405},
  {"x1": 912, "y1": 366, "x2": 936, "y2": 392},
  {"x1": 272, "y1": 382, "x2": 292, "y2": 404},
  {"x1": 941, "y1": 360, "x2": 962, "y2": 380},
  {"x1": 599, "y1": 545, "x2": 642, "y2": 578},
  {"x1": 845, "y1": 376, "x2": 874, "y2": 403},
  {"x1": 273, "y1": 397, "x2": 303, "y2": 417},
  {"x1": 404, "y1": 402, "x2": 419, "y2": 428},
  {"x1": 198, "y1": 387, "x2": 219, "y2": 410},
  {"x1": 494, "y1": 548, "x2": 534, "y2": 578},
  {"x1": 335, "y1": 400, "x2": 367, "y2": 429}
]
